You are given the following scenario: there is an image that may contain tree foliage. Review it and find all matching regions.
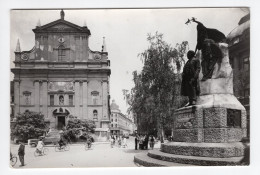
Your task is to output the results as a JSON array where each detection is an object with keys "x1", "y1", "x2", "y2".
[
  {"x1": 11, "y1": 110, "x2": 47, "y2": 142},
  {"x1": 126, "y1": 32, "x2": 189, "y2": 137},
  {"x1": 63, "y1": 115, "x2": 96, "y2": 142}
]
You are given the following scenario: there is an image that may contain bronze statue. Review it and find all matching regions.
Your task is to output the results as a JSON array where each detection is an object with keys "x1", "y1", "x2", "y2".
[
  {"x1": 187, "y1": 18, "x2": 226, "y2": 81},
  {"x1": 181, "y1": 50, "x2": 201, "y2": 106}
]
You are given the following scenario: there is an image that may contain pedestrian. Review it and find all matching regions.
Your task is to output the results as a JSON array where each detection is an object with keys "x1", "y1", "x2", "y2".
[
  {"x1": 123, "y1": 136, "x2": 127, "y2": 148},
  {"x1": 36, "y1": 137, "x2": 44, "y2": 154},
  {"x1": 110, "y1": 135, "x2": 115, "y2": 148},
  {"x1": 135, "y1": 134, "x2": 139, "y2": 150},
  {"x1": 18, "y1": 141, "x2": 25, "y2": 166},
  {"x1": 144, "y1": 135, "x2": 149, "y2": 149},
  {"x1": 240, "y1": 137, "x2": 250, "y2": 165},
  {"x1": 149, "y1": 135, "x2": 155, "y2": 150}
]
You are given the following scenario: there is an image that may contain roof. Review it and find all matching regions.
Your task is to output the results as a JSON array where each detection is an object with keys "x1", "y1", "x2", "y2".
[
  {"x1": 32, "y1": 19, "x2": 91, "y2": 35},
  {"x1": 227, "y1": 13, "x2": 250, "y2": 41},
  {"x1": 238, "y1": 13, "x2": 250, "y2": 25},
  {"x1": 110, "y1": 100, "x2": 120, "y2": 111}
]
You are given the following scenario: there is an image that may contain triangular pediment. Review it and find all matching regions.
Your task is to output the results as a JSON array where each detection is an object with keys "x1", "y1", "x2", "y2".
[{"x1": 33, "y1": 19, "x2": 91, "y2": 34}]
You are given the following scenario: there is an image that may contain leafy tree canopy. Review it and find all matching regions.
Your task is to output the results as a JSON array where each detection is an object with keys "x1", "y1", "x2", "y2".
[
  {"x1": 11, "y1": 110, "x2": 47, "y2": 142},
  {"x1": 126, "y1": 32, "x2": 189, "y2": 137}
]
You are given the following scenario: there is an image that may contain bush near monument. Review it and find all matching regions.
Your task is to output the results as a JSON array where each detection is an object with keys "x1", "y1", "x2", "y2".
[
  {"x1": 11, "y1": 110, "x2": 47, "y2": 143},
  {"x1": 62, "y1": 116, "x2": 96, "y2": 142}
]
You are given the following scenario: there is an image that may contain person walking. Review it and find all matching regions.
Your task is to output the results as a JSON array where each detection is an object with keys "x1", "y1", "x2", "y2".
[
  {"x1": 122, "y1": 136, "x2": 127, "y2": 148},
  {"x1": 18, "y1": 141, "x2": 25, "y2": 166},
  {"x1": 135, "y1": 135, "x2": 139, "y2": 150},
  {"x1": 36, "y1": 138, "x2": 44, "y2": 154},
  {"x1": 149, "y1": 135, "x2": 155, "y2": 150}
]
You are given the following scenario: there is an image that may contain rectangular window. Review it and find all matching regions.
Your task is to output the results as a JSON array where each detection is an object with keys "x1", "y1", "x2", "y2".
[
  {"x1": 243, "y1": 57, "x2": 249, "y2": 72},
  {"x1": 23, "y1": 91, "x2": 31, "y2": 105},
  {"x1": 50, "y1": 95, "x2": 54, "y2": 106},
  {"x1": 69, "y1": 95, "x2": 73, "y2": 106},
  {"x1": 111, "y1": 124, "x2": 113, "y2": 128},
  {"x1": 115, "y1": 124, "x2": 117, "y2": 128}
]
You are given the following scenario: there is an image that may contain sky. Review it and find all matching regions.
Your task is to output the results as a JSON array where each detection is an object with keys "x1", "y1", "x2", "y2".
[{"x1": 10, "y1": 8, "x2": 248, "y2": 114}]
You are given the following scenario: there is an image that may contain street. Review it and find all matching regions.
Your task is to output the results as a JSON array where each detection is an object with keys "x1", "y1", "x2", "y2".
[{"x1": 10, "y1": 136, "x2": 161, "y2": 168}]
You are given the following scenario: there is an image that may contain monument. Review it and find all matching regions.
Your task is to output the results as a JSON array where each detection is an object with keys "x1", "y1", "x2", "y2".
[{"x1": 134, "y1": 18, "x2": 247, "y2": 166}]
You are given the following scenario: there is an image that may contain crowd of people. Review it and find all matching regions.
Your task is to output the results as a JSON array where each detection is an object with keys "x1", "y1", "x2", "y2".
[
  {"x1": 110, "y1": 135, "x2": 127, "y2": 148},
  {"x1": 135, "y1": 134, "x2": 155, "y2": 150}
]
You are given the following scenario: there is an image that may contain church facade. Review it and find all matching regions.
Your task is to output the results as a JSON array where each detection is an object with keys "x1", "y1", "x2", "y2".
[{"x1": 11, "y1": 10, "x2": 111, "y2": 140}]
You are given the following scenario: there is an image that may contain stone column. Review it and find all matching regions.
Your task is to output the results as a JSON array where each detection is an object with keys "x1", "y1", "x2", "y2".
[
  {"x1": 102, "y1": 80, "x2": 108, "y2": 122},
  {"x1": 74, "y1": 80, "x2": 80, "y2": 117},
  {"x1": 34, "y1": 80, "x2": 40, "y2": 112},
  {"x1": 14, "y1": 80, "x2": 21, "y2": 115},
  {"x1": 82, "y1": 81, "x2": 88, "y2": 120},
  {"x1": 41, "y1": 80, "x2": 48, "y2": 118},
  {"x1": 79, "y1": 81, "x2": 83, "y2": 119}
]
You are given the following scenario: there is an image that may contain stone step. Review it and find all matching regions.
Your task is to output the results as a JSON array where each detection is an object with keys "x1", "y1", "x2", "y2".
[
  {"x1": 161, "y1": 142, "x2": 244, "y2": 158},
  {"x1": 148, "y1": 149, "x2": 243, "y2": 166},
  {"x1": 134, "y1": 152, "x2": 192, "y2": 167}
]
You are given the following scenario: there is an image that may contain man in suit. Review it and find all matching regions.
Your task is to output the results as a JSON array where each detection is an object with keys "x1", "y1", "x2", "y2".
[
  {"x1": 18, "y1": 141, "x2": 25, "y2": 166},
  {"x1": 135, "y1": 135, "x2": 139, "y2": 150},
  {"x1": 181, "y1": 50, "x2": 201, "y2": 106}
]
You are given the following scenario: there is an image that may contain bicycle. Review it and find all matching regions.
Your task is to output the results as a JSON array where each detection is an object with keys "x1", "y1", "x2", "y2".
[
  {"x1": 10, "y1": 153, "x2": 17, "y2": 167},
  {"x1": 34, "y1": 147, "x2": 49, "y2": 157},
  {"x1": 55, "y1": 144, "x2": 70, "y2": 152},
  {"x1": 84, "y1": 141, "x2": 93, "y2": 150},
  {"x1": 117, "y1": 140, "x2": 122, "y2": 148}
]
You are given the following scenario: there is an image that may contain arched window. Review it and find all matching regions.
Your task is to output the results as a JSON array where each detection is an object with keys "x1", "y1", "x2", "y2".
[
  {"x1": 58, "y1": 45, "x2": 66, "y2": 61},
  {"x1": 93, "y1": 110, "x2": 98, "y2": 121}
]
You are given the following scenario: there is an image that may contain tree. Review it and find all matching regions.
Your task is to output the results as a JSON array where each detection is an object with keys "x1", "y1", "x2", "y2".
[
  {"x1": 11, "y1": 110, "x2": 47, "y2": 142},
  {"x1": 63, "y1": 115, "x2": 96, "y2": 142},
  {"x1": 127, "y1": 32, "x2": 189, "y2": 139}
]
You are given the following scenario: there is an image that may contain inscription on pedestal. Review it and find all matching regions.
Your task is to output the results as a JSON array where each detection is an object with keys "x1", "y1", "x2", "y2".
[{"x1": 227, "y1": 109, "x2": 241, "y2": 128}]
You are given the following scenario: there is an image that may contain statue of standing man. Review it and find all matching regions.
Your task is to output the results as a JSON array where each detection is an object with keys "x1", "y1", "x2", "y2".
[{"x1": 181, "y1": 50, "x2": 201, "y2": 106}]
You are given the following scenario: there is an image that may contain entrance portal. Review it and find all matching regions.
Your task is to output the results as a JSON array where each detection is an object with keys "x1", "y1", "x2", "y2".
[{"x1": 57, "y1": 116, "x2": 65, "y2": 130}]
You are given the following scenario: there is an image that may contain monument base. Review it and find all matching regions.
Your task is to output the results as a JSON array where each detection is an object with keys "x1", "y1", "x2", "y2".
[{"x1": 173, "y1": 101, "x2": 247, "y2": 143}]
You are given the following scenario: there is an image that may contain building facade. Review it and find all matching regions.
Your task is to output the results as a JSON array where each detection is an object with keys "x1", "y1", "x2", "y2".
[
  {"x1": 11, "y1": 10, "x2": 111, "y2": 140},
  {"x1": 110, "y1": 100, "x2": 135, "y2": 136},
  {"x1": 227, "y1": 13, "x2": 250, "y2": 137}
]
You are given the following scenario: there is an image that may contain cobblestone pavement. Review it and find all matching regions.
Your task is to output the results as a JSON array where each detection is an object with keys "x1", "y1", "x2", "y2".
[{"x1": 10, "y1": 136, "x2": 161, "y2": 168}]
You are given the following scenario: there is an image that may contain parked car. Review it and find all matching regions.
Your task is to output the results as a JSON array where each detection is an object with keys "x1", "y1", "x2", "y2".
[
  {"x1": 28, "y1": 139, "x2": 39, "y2": 147},
  {"x1": 41, "y1": 131, "x2": 61, "y2": 145}
]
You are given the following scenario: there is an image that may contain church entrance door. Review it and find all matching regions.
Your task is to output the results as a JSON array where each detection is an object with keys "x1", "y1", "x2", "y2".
[{"x1": 57, "y1": 116, "x2": 65, "y2": 130}]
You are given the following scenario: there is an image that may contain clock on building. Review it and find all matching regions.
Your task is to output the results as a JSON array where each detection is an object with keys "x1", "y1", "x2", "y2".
[
  {"x1": 94, "y1": 53, "x2": 101, "y2": 60},
  {"x1": 21, "y1": 53, "x2": 29, "y2": 61}
]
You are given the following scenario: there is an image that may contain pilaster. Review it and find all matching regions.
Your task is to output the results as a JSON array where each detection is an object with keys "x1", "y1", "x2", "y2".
[
  {"x1": 14, "y1": 80, "x2": 21, "y2": 115},
  {"x1": 34, "y1": 80, "x2": 40, "y2": 112},
  {"x1": 74, "y1": 80, "x2": 80, "y2": 117},
  {"x1": 40, "y1": 80, "x2": 48, "y2": 118},
  {"x1": 83, "y1": 80, "x2": 88, "y2": 120},
  {"x1": 102, "y1": 80, "x2": 108, "y2": 120}
]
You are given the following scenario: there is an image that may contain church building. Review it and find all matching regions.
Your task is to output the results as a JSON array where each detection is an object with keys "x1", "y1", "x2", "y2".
[{"x1": 11, "y1": 10, "x2": 111, "y2": 141}]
